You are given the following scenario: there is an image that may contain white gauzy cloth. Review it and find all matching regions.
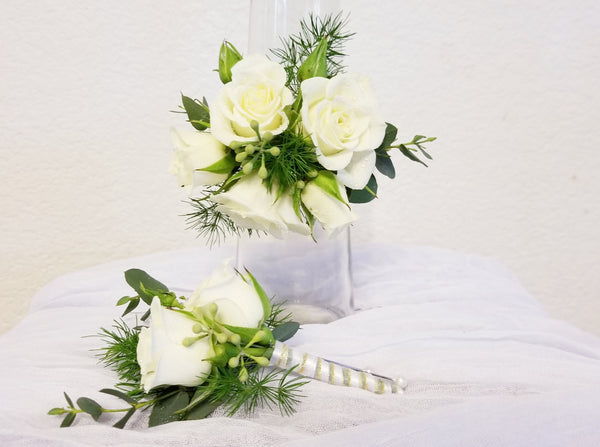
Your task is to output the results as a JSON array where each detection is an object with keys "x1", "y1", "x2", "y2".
[{"x1": 1, "y1": 244, "x2": 599, "y2": 446}]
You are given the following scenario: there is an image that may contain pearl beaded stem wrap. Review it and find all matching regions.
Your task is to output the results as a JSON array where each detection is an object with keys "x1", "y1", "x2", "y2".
[{"x1": 269, "y1": 341, "x2": 407, "y2": 394}]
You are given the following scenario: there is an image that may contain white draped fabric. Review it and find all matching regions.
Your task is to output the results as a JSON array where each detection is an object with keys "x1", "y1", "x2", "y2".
[{"x1": 1, "y1": 244, "x2": 599, "y2": 446}]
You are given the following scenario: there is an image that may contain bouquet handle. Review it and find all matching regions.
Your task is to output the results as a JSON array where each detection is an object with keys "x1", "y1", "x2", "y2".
[{"x1": 269, "y1": 341, "x2": 406, "y2": 394}]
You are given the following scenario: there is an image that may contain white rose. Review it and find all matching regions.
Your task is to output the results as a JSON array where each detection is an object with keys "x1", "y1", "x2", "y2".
[
  {"x1": 300, "y1": 73, "x2": 386, "y2": 189},
  {"x1": 169, "y1": 128, "x2": 232, "y2": 188},
  {"x1": 210, "y1": 54, "x2": 294, "y2": 146},
  {"x1": 211, "y1": 174, "x2": 310, "y2": 238},
  {"x1": 186, "y1": 263, "x2": 266, "y2": 328},
  {"x1": 301, "y1": 173, "x2": 357, "y2": 235},
  {"x1": 137, "y1": 298, "x2": 212, "y2": 392}
]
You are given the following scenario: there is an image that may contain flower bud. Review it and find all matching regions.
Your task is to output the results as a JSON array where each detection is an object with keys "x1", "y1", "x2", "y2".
[
  {"x1": 296, "y1": 180, "x2": 306, "y2": 189},
  {"x1": 235, "y1": 152, "x2": 247, "y2": 162},
  {"x1": 268, "y1": 146, "x2": 280, "y2": 156},
  {"x1": 218, "y1": 41, "x2": 242, "y2": 84},
  {"x1": 242, "y1": 161, "x2": 254, "y2": 174},
  {"x1": 238, "y1": 367, "x2": 249, "y2": 382},
  {"x1": 307, "y1": 169, "x2": 319, "y2": 178},
  {"x1": 216, "y1": 332, "x2": 229, "y2": 344},
  {"x1": 245, "y1": 144, "x2": 256, "y2": 155},
  {"x1": 258, "y1": 165, "x2": 268, "y2": 179},
  {"x1": 229, "y1": 333, "x2": 241, "y2": 345},
  {"x1": 262, "y1": 132, "x2": 274, "y2": 143},
  {"x1": 192, "y1": 323, "x2": 204, "y2": 334},
  {"x1": 253, "y1": 356, "x2": 270, "y2": 367},
  {"x1": 228, "y1": 356, "x2": 240, "y2": 368},
  {"x1": 250, "y1": 120, "x2": 260, "y2": 135}
]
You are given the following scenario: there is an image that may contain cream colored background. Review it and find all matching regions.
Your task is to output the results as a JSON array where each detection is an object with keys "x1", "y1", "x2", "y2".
[{"x1": 1, "y1": 0, "x2": 599, "y2": 335}]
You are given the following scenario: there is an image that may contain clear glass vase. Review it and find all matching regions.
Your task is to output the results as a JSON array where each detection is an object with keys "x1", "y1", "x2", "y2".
[{"x1": 237, "y1": 0, "x2": 353, "y2": 324}]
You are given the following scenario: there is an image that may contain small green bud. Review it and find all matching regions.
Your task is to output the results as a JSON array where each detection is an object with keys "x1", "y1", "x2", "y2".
[
  {"x1": 229, "y1": 333, "x2": 241, "y2": 345},
  {"x1": 235, "y1": 152, "x2": 247, "y2": 162},
  {"x1": 207, "y1": 302, "x2": 218, "y2": 316},
  {"x1": 296, "y1": 180, "x2": 306, "y2": 189},
  {"x1": 307, "y1": 169, "x2": 319, "y2": 178},
  {"x1": 192, "y1": 323, "x2": 204, "y2": 334},
  {"x1": 229, "y1": 141, "x2": 242, "y2": 150},
  {"x1": 218, "y1": 41, "x2": 242, "y2": 84},
  {"x1": 238, "y1": 367, "x2": 249, "y2": 382},
  {"x1": 245, "y1": 144, "x2": 256, "y2": 154},
  {"x1": 250, "y1": 120, "x2": 260, "y2": 135},
  {"x1": 258, "y1": 165, "x2": 268, "y2": 179},
  {"x1": 253, "y1": 356, "x2": 270, "y2": 367},
  {"x1": 213, "y1": 344, "x2": 226, "y2": 357},
  {"x1": 268, "y1": 146, "x2": 280, "y2": 156},
  {"x1": 216, "y1": 332, "x2": 228, "y2": 344},
  {"x1": 262, "y1": 131, "x2": 273, "y2": 143},
  {"x1": 242, "y1": 161, "x2": 254, "y2": 174},
  {"x1": 182, "y1": 336, "x2": 198, "y2": 347},
  {"x1": 228, "y1": 356, "x2": 240, "y2": 368}
]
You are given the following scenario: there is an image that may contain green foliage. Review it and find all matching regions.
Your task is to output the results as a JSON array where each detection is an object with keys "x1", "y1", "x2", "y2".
[
  {"x1": 181, "y1": 94, "x2": 210, "y2": 130},
  {"x1": 263, "y1": 129, "x2": 320, "y2": 191},
  {"x1": 95, "y1": 321, "x2": 142, "y2": 393},
  {"x1": 348, "y1": 175, "x2": 378, "y2": 204},
  {"x1": 271, "y1": 12, "x2": 354, "y2": 94}
]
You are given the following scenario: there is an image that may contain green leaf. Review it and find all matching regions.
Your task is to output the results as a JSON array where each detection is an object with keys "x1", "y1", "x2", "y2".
[
  {"x1": 375, "y1": 150, "x2": 395, "y2": 179},
  {"x1": 113, "y1": 407, "x2": 136, "y2": 429},
  {"x1": 63, "y1": 392, "x2": 74, "y2": 408},
  {"x1": 348, "y1": 175, "x2": 378, "y2": 203},
  {"x1": 222, "y1": 324, "x2": 275, "y2": 347},
  {"x1": 47, "y1": 407, "x2": 66, "y2": 415},
  {"x1": 148, "y1": 390, "x2": 190, "y2": 427},
  {"x1": 175, "y1": 385, "x2": 215, "y2": 415},
  {"x1": 100, "y1": 388, "x2": 137, "y2": 405},
  {"x1": 398, "y1": 144, "x2": 428, "y2": 167},
  {"x1": 271, "y1": 321, "x2": 300, "y2": 342},
  {"x1": 121, "y1": 298, "x2": 140, "y2": 317},
  {"x1": 297, "y1": 36, "x2": 328, "y2": 82},
  {"x1": 198, "y1": 153, "x2": 236, "y2": 175},
  {"x1": 379, "y1": 123, "x2": 398, "y2": 149},
  {"x1": 124, "y1": 269, "x2": 169, "y2": 306},
  {"x1": 184, "y1": 398, "x2": 222, "y2": 420},
  {"x1": 418, "y1": 145, "x2": 433, "y2": 160},
  {"x1": 244, "y1": 269, "x2": 271, "y2": 321},
  {"x1": 60, "y1": 412, "x2": 76, "y2": 428},
  {"x1": 116, "y1": 296, "x2": 133, "y2": 306},
  {"x1": 312, "y1": 171, "x2": 347, "y2": 206},
  {"x1": 181, "y1": 94, "x2": 210, "y2": 131},
  {"x1": 77, "y1": 397, "x2": 103, "y2": 421}
]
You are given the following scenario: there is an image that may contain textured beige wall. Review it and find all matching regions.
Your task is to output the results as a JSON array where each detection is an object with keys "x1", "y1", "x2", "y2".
[{"x1": 1, "y1": 0, "x2": 599, "y2": 335}]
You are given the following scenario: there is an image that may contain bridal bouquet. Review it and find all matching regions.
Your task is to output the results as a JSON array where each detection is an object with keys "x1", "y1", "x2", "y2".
[
  {"x1": 171, "y1": 14, "x2": 434, "y2": 244},
  {"x1": 49, "y1": 264, "x2": 403, "y2": 428}
]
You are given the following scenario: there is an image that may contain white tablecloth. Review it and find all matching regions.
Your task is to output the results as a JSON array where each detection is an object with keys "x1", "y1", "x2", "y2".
[{"x1": 1, "y1": 244, "x2": 599, "y2": 446}]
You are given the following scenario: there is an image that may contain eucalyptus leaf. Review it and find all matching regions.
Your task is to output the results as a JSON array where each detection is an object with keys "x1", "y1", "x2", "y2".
[
  {"x1": 47, "y1": 407, "x2": 66, "y2": 415},
  {"x1": 375, "y1": 150, "x2": 396, "y2": 179},
  {"x1": 348, "y1": 175, "x2": 378, "y2": 203},
  {"x1": 175, "y1": 385, "x2": 214, "y2": 415},
  {"x1": 60, "y1": 412, "x2": 76, "y2": 428},
  {"x1": 77, "y1": 397, "x2": 103, "y2": 421},
  {"x1": 148, "y1": 391, "x2": 190, "y2": 427},
  {"x1": 181, "y1": 94, "x2": 210, "y2": 131},
  {"x1": 116, "y1": 296, "x2": 133, "y2": 306},
  {"x1": 185, "y1": 398, "x2": 222, "y2": 420},
  {"x1": 271, "y1": 321, "x2": 300, "y2": 342},
  {"x1": 63, "y1": 392, "x2": 74, "y2": 408},
  {"x1": 100, "y1": 388, "x2": 137, "y2": 405},
  {"x1": 113, "y1": 407, "x2": 136, "y2": 429},
  {"x1": 398, "y1": 144, "x2": 428, "y2": 167},
  {"x1": 378, "y1": 123, "x2": 398, "y2": 150},
  {"x1": 121, "y1": 298, "x2": 140, "y2": 317},
  {"x1": 124, "y1": 269, "x2": 169, "y2": 306}
]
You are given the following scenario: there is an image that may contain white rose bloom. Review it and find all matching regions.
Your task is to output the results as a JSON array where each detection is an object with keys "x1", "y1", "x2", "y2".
[
  {"x1": 211, "y1": 174, "x2": 310, "y2": 238},
  {"x1": 301, "y1": 176, "x2": 357, "y2": 235},
  {"x1": 169, "y1": 128, "x2": 231, "y2": 187},
  {"x1": 186, "y1": 263, "x2": 265, "y2": 328},
  {"x1": 300, "y1": 74, "x2": 386, "y2": 189},
  {"x1": 137, "y1": 298, "x2": 212, "y2": 392},
  {"x1": 210, "y1": 54, "x2": 294, "y2": 146}
]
